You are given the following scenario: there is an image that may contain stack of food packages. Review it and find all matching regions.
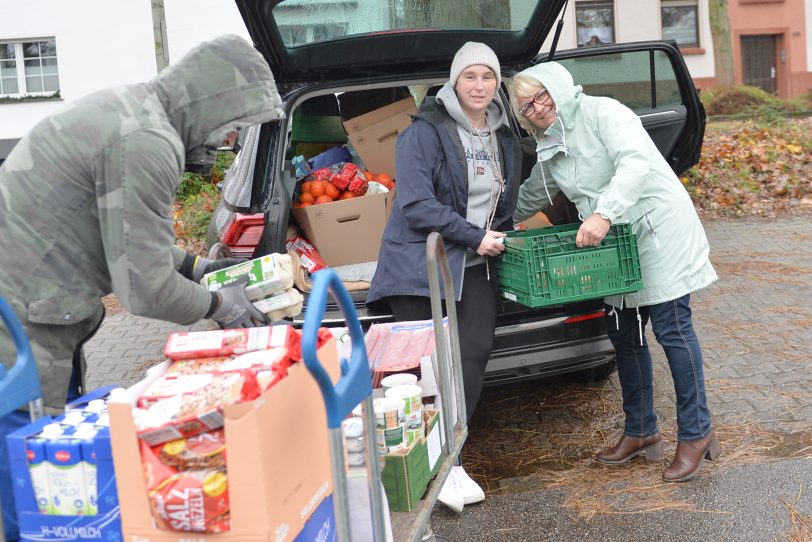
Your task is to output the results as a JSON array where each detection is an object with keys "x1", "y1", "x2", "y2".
[
  {"x1": 199, "y1": 253, "x2": 303, "y2": 320},
  {"x1": 132, "y1": 325, "x2": 333, "y2": 534},
  {"x1": 342, "y1": 377, "x2": 426, "y2": 476},
  {"x1": 338, "y1": 322, "x2": 439, "y2": 469}
]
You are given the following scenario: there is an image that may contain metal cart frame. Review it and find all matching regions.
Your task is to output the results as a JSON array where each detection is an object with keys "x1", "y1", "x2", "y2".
[{"x1": 302, "y1": 232, "x2": 467, "y2": 541}]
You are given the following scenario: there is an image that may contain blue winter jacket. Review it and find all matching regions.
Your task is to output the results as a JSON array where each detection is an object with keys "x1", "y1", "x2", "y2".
[{"x1": 367, "y1": 101, "x2": 521, "y2": 304}]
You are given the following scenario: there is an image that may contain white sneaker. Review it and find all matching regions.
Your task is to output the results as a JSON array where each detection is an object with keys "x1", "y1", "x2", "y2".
[
  {"x1": 437, "y1": 474, "x2": 465, "y2": 513},
  {"x1": 450, "y1": 466, "x2": 485, "y2": 505}
]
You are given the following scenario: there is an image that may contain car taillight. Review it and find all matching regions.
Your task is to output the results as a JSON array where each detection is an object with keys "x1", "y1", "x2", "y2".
[{"x1": 563, "y1": 309, "x2": 605, "y2": 325}]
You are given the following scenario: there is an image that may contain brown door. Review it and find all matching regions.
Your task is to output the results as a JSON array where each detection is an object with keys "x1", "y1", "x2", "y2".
[{"x1": 741, "y1": 35, "x2": 777, "y2": 93}]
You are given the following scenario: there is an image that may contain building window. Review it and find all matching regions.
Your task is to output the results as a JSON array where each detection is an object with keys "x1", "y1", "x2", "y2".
[
  {"x1": 661, "y1": 1, "x2": 700, "y2": 48},
  {"x1": 576, "y1": 1, "x2": 615, "y2": 47},
  {"x1": 0, "y1": 39, "x2": 60, "y2": 97}
]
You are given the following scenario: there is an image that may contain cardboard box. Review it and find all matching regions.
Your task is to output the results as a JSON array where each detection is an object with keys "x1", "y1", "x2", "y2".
[
  {"x1": 292, "y1": 494, "x2": 334, "y2": 542},
  {"x1": 380, "y1": 409, "x2": 443, "y2": 512},
  {"x1": 339, "y1": 95, "x2": 416, "y2": 178},
  {"x1": 109, "y1": 338, "x2": 341, "y2": 542},
  {"x1": 292, "y1": 189, "x2": 395, "y2": 267},
  {"x1": 516, "y1": 211, "x2": 553, "y2": 230},
  {"x1": 7, "y1": 390, "x2": 122, "y2": 542}
]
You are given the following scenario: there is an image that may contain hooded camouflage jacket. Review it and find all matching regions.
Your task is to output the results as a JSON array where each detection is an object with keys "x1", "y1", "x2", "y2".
[{"x1": 0, "y1": 35, "x2": 284, "y2": 408}]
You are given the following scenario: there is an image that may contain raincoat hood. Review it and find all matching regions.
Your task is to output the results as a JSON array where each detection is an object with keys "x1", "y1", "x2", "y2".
[
  {"x1": 519, "y1": 61, "x2": 583, "y2": 133},
  {"x1": 151, "y1": 34, "x2": 285, "y2": 173}
]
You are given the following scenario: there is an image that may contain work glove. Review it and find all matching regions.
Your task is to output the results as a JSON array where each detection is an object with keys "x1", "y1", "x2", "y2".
[
  {"x1": 208, "y1": 275, "x2": 269, "y2": 329},
  {"x1": 192, "y1": 255, "x2": 247, "y2": 283}
]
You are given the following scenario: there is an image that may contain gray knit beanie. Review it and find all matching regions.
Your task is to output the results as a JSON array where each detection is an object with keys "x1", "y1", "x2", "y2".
[{"x1": 449, "y1": 42, "x2": 501, "y2": 88}]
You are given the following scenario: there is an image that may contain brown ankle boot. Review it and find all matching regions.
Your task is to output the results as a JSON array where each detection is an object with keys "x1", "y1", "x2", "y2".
[
  {"x1": 595, "y1": 433, "x2": 664, "y2": 465},
  {"x1": 663, "y1": 430, "x2": 721, "y2": 482}
]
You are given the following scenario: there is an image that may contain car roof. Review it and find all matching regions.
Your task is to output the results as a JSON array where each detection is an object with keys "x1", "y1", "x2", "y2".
[{"x1": 236, "y1": 0, "x2": 565, "y2": 81}]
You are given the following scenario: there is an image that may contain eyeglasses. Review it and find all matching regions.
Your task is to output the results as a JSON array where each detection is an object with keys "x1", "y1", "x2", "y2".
[{"x1": 518, "y1": 89, "x2": 551, "y2": 118}]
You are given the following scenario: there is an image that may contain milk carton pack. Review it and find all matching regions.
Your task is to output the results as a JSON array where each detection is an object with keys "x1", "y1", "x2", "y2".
[
  {"x1": 45, "y1": 434, "x2": 87, "y2": 515},
  {"x1": 6, "y1": 385, "x2": 122, "y2": 542},
  {"x1": 25, "y1": 436, "x2": 51, "y2": 514}
]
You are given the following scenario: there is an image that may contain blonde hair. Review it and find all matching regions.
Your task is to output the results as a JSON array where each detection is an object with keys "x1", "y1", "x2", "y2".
[{"x1": 509, "y1": 74, "x2": 545, "y2": 137}]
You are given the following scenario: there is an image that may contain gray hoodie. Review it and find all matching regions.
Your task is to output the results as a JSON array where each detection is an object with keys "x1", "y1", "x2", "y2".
[{"x1": 435, "y1": 82, "x2": 510, "y2": 266}]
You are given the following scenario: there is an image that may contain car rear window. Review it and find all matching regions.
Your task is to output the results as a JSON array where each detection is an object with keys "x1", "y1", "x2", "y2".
[{"x1": 272, "y1": 0, "x2": 540, "y2": 47}]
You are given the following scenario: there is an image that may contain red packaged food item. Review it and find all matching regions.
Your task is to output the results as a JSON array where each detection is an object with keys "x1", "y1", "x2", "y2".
[
  {"x1": 134, "y1": 370, "x2": 260, "y2": 445},
  {"x1": 256, "y1": 369, "x2": 282, "y2": 393},
  {"x1": 347, "y1": 170, "x2": 368, "y2": 196},
  {"x1": 156, "y1": 429, "x2": 227, "y2": 471},
  {"x1": 138, "y1": 373, "x2": 220, "y2": 408},
  {"x1": 286, "y1": 236, "x2": 327, "y2": 273},
  {"x1": 163, "y1": 325, "x2": 299, "y2": 360},
  {"x1": 140, "y1": 430, "x2": 227, "y2": 484},
  {"x1": 329, "y1": 162, "x2": 358, "y2": 190},
  {"x1": 165, "y1": 356, "x2": 234, "y2": 375},
  {"x1": 289, "y1": 327, "x2": 334, "y2": 364},
  {"x1": 149, "y1": 468, "x2": 230, "y2": 533},
  {"x1": 310, "y1": 167, "x2": 333, "y2": 182},
  {"x1": 140, "y1": 439, "x2": 177, "y2": 492}
]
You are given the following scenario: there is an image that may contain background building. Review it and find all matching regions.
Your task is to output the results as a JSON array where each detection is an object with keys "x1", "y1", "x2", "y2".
[{"x1": 1, "y1": 0, "x2": 811, "y2": 163}]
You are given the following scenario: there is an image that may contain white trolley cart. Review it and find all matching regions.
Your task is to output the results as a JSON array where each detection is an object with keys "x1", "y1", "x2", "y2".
[{"x1": 301, "y1": 232, "x2": 468, "y2": 542}]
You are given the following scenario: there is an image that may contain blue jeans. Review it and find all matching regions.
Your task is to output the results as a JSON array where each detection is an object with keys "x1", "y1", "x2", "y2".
[{"x1": 605, "y1": 294, "x2": 712, "y2": 442}]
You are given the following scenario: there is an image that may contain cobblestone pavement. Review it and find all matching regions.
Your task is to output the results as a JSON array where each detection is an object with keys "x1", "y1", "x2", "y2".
[{"x1": 83, "y1": 215, "x2": 812, "y2": 541}]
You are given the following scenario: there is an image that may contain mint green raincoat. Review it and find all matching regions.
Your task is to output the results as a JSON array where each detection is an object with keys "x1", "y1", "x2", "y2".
[{"x1": 514, "y1": 62, "x2": 717, "y2": 308}]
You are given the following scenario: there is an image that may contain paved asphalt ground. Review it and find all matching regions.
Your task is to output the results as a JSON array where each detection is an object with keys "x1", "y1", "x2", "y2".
[{"x1": 84, "y1": 215, "x2": 812, "y2": 542}]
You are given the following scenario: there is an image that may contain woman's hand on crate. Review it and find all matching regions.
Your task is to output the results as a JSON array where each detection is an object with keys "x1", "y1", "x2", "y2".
[
  {"x1": 477, "y1": 230, "x2": 507, "y2": 257},
  {"x1": 577, "y1": 214, "x2": 611, "y2": 247}
]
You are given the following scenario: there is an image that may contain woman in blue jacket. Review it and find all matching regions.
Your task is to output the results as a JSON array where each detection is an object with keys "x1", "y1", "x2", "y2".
[
  {"x1": 509, "y1": 62, "x2": 719, "y2": 482},
  {"x1": 368, "y1": 42, "x2": 521, "y2": 426}
]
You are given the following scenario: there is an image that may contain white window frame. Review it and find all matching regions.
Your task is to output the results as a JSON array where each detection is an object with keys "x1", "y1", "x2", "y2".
[
  {"x1": 660, "y1": 0, "x2": 701, "y2": 49},
  {"x1": 575, "y1": 0, "x2": 616, "y2": 48},
  {"x1": 0, "y1": 38, "x2": 60, "y2": 98}
]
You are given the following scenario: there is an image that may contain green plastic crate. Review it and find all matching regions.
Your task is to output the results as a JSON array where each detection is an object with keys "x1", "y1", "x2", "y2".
[
  {"x1": 291, "y1": 110, "x2": 347, "y2": 143},
  {"x1": 497, "y1": 223, "x2": 643, "y2": 308}
]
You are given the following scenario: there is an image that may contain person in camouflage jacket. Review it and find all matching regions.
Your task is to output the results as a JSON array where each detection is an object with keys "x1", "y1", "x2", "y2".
[{"x1": 0, "y1": 34, "x2": 285, "y2": 412}]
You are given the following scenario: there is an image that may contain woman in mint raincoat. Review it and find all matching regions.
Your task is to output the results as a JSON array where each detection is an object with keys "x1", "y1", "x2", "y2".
[{"x1": 508, "y1": 62, "x2": 719, "y2": 483}]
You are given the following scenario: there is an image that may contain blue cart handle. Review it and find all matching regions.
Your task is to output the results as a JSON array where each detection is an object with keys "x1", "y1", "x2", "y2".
[
  {"x1": 0, "y1": 297, "x2": 43, "y2": 418},
  {"x1": 301, "y1": 269, "x2": 372, "y2": 429}
]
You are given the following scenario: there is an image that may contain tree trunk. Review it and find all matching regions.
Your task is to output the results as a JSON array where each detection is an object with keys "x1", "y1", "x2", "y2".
[{"x1": 708, "y1": 0, "x2": 735, "y2": 86}]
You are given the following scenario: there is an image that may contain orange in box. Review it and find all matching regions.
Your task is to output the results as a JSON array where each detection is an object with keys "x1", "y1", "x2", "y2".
[{"x1": 110, "y1": 337, "x2": 340, "y2": 542}]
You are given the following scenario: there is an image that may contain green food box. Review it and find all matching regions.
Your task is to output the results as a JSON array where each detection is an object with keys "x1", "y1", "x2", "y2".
[
  {"x1": 200, "y1": 254, "x2": 294, "y2": 301},
  {"x1": 380, "y1": 409, "x2": 443, "y2": 512}
]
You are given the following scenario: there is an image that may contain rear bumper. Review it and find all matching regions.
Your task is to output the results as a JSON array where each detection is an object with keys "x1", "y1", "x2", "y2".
[
  {"x1": 484, "y1": 336, "x2": 614, "y2": 386},
  {"x1": 291, "y1": 299, "x2": 615, "y2": 387}
]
